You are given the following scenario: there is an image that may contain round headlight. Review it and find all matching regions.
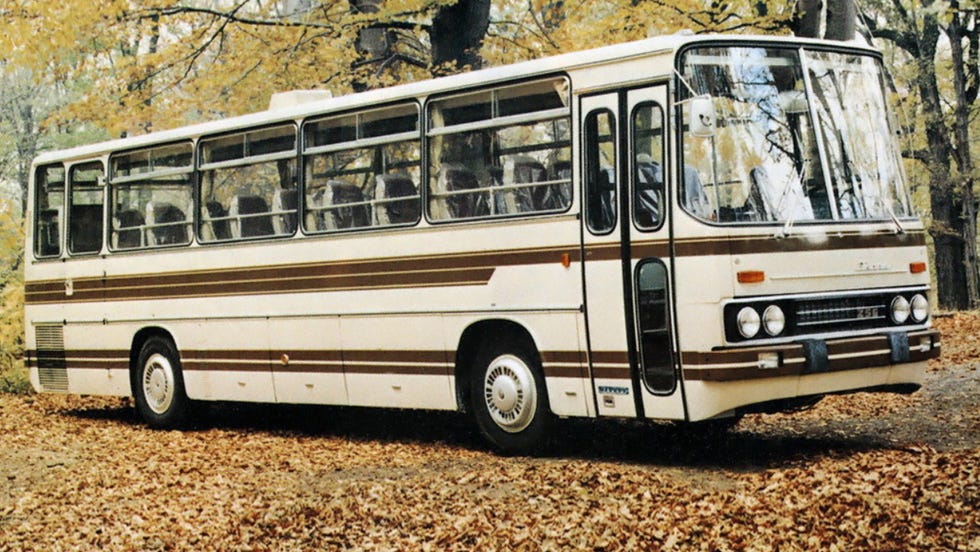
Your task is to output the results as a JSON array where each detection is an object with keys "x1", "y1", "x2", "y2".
[
  {"x1": 763, "y1": 305, "x2": 786, "y2": 336},
  {"x1": 910, "y1": 294, "x2": 929, "y2": 322},
  {"x1": 890, "y1": 295, "x2": 910, "y2": 324},
  {"x1": 737, "y1": 306, "x2": 761, "y2": 338}
]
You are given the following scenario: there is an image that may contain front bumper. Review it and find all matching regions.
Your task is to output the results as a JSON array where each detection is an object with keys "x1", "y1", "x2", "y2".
[{"x1": 681, "y1": 329, "x2": 940, "y2": 382}]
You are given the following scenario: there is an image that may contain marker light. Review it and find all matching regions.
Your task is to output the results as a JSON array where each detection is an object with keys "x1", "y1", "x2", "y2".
[
  {"x1": 910, "y1": 294, "x2": 930, "y2": 323},
  {"x1": 890, "y1": 295, "x2": 910, "y2": 324},
  {"x1": 909, "y1": 262, "x2": 927, "y2": 274},
  {"x1": 737, "y1": 270, "x2": 765, "y2": 284},
  {"x1": 737, "y1": 306, "x2": 761, "y2": 338},
  {"x1": 762, "y1": 305, "x2": 786, "y2": 336}
]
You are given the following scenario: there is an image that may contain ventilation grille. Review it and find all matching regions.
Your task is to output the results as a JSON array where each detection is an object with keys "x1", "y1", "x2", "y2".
[
  {"x1": 35, "y1": 325, "x2": 68, "y2": 392},
  {"x1": 795, "y1": 294, "x2": 890, "y2": 331}
]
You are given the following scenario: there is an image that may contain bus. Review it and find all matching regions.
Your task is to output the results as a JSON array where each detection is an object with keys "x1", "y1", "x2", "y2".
[{"x1": 24, "y1": 34, "x2": 940, "y2": 454}]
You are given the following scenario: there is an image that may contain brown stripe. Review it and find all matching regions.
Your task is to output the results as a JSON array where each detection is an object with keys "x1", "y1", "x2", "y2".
[
  {"x1": 681, "y1": 345, "x2": 805, "y2": 366},
  {"x1": 591, "y1": 366, "x2": 631, "y2": 379},
  {"x1": 342, "y1": 350, "x2": 448, "y2": 363},
  {"x1": 676, "y1": 230, "x2": 925, "y2": 257},
  {"x1": 540, "y1": 350, "x2": 586, "y2": 364},
  {"x1": 631, "y1": 240, "x2": 671, "y2": 258},
  {"x1": 343, "y1": 363, "x2": 449, "y2": 376},
  {"x1": 590, "y1": 350, "x2": 630, "y2": 364},
  {"x1": 683, "y1": 365, "x2": 799, "y2": 382},
  {"x1": 184, "y1": 350, "x2": 271, "y2": 361},
  {"x1": 542, "y1": 365, "x2": 586, "y2": 378},
  {"x1": 26, "y1": 230, "x2": 926, "y2": 305},
  {"x1": 65, "y1": 359, "x2": 127, "y2": 370},
  {"x1": 275, "y1": 362, "x2": 344, "y2": 374}
]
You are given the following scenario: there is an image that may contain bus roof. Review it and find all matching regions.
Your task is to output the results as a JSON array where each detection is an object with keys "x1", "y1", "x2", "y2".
[{"x1": 33, "y1": 33, "x2": 875, "y2": 167}]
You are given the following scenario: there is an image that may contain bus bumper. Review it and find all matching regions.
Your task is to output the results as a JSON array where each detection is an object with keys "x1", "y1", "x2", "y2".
[{"x1": 679, "y1": 329, "x2": 939, "y2": 421}]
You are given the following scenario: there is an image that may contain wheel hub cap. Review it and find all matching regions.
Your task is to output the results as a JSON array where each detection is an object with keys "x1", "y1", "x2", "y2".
[
  {"x1": 491, "y1": 375, "x2": 519, "y2": 413},
  {"x1": 483, "y1": 355, "x2": 537, "y2": 433}
]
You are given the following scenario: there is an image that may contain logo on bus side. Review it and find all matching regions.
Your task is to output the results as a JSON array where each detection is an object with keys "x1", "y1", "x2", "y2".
[
  {"x1": 598, "y1": 386, "x2": 630, "y2": 396},
  {"x1": 856, "y1": 261, "x2": 893, "y2": 272}
]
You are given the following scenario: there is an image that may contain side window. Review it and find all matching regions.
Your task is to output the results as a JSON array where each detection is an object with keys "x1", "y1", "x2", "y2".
[
  {"x1": 303, "y1": 103, "x2": 421, "y2": 233},
  {"x1": 635, "y1": 259, "x2": 675, "y2": 393},
  {"x1": 199, "y1": 125, "x2": 297, "y2": 242},
  {"x1": 632, "y1": 103, "x2": 665, "y2": 230},
  {"x1": 584, "y1": 109, "x2": 616, "y2": 234},
  {"x1": 109, "y1": 142, "x2": 194, "y2": 250},
  {"x1": 68, "y1": 161, "x2": 105, "y2": 255},
  {"x1": 34, "y1": 164, "x2": 65, "y2": 258},
  {"x1": 427, "y1": 77, "x2": 572, "y2": 221}
]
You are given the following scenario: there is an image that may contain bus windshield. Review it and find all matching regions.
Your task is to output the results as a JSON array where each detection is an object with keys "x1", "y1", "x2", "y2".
[{"x1": 678, "y1": 45, "x2": 912, "y2": 225}]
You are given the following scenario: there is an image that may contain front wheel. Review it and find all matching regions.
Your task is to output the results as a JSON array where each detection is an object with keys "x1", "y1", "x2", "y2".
[
  {"x1": 134, "y1": 336, "x2": 191, "y2": 429},
  {"x1": 469, "y1": 340, "x2": 554, "y2": 455}
]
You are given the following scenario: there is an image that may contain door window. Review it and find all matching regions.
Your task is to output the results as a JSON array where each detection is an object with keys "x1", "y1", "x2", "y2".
[{"x1": 584, "y1": 110, "x2": 617, "y2": 234}]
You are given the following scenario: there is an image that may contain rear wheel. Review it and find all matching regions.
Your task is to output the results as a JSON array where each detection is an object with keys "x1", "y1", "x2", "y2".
[
  {"x1": 469, "y1": 339, "x2": 553, "y2": 455},
  {"x1": 134, "y1": 336, "x2": 190, "y2": 429}
]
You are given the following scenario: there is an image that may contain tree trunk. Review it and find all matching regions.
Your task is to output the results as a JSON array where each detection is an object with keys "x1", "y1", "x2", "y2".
[
  {"x1": 430, "y1": 0, "x2": 491, "y2": 74},
  {"x1": 946, "y1": 5, "x2": 980, "y2": 308},
  {"x1": 792, "y1": 0, "x2": 823, "y2": 38},
  {"x1": 824, "y1": 0, "x2": 856, "y2": 41},
  {"x1": 917, "y1": 15, "x2": 977, "y2": 309}
]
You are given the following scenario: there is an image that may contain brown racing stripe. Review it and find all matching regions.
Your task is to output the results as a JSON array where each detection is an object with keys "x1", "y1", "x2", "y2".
[{"x1": 26, "y1": 231, "x2": 925, "y2": 304}]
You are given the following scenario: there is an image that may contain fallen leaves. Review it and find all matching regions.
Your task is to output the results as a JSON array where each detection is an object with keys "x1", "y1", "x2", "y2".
[{"x1": 0, "y1": 313, "x2": 978, "y2": 550}]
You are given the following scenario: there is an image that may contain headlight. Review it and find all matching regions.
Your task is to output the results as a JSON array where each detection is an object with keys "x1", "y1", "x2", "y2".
[
  {"x1": 890, "y1": 295, "x2": 910, "y2": 324},
  {"x1": 762, "y1": 305, "x2": 785, "y2": 336},
  {"x1": 910, "y1": 294, "x2": 929, "y2": 322},
  {"x1": 737, "y1": 306, "x2": 761, "y2": 338}
]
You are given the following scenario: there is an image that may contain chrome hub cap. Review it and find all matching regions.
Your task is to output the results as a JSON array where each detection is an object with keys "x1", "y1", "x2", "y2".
[
  {"x1": 142, "y1": 353, "x2": 175, "y2": 415},
  {"x1": 483, "y1": 355, "x2": 536, "y2": 433}
]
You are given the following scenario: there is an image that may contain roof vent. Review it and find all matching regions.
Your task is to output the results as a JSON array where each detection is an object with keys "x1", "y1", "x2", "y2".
[{"x1": 268, "y1": 90, "x2": 333, "y2": 111}]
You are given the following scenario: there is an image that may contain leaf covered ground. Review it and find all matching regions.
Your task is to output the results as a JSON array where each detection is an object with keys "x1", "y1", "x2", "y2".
[{"x1": 1, "y1": 314, "x2": 978, "y2": 551}]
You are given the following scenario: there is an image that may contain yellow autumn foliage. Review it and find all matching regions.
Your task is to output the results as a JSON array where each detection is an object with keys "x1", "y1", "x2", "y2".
[
  {"x1": 0, "y1": 201, "x2": 27, "y2": 393},
  {"x1": 1, "y1": 0, "x2": 793, "y2": 137}
]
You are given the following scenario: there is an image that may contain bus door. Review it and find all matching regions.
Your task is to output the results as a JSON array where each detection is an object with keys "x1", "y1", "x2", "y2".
[{"x1": 581, "y1": 85, "x2": 685, "y2": 420}]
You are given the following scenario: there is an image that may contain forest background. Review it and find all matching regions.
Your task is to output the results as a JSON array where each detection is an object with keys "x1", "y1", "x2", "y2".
[{"x1": 0, "y1": 0, "x2": 977, "y2": 392}]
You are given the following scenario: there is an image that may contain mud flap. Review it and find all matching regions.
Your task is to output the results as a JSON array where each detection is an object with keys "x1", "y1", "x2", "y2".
[
  {"x1": 801, "y1": 339, "x2": 828, "y2": 374},
  {"x1": 888, "y1": 332, "x2": 910, "y2": 363}
]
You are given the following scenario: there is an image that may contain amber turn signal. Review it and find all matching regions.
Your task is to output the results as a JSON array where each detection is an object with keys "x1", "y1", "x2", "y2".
[
  {"x1": 909, "y1": 262, "x2": 927, "y2": 274},
  {"x1": 737, "y1": 270, "x2": 765, "y2": 284}
]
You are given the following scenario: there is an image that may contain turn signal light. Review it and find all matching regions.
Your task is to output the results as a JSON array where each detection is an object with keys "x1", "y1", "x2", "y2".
[
  {"x1": 910, "y1": 262, "x2": 927, "y2": 274},
  {"x1": 737, "y1": 270, "x2": 765, "y2": 284}
]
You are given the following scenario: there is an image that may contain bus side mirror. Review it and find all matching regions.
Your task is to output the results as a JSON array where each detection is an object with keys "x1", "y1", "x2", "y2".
[{"x1": 689, "y1": 96, "x2": 716, "y2": 137}]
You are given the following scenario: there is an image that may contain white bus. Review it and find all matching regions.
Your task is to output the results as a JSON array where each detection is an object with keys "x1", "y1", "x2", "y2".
[{"x1": 25, "y1": 34, "x2": 939, "y2": 454}]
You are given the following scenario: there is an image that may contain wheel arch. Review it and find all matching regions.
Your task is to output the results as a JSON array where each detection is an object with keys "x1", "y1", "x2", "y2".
[{"x1": 453, "y1": 318, "x2": 544, "y2": 413}]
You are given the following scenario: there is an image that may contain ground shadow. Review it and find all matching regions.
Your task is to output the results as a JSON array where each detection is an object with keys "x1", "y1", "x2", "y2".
[{"x1": 57, "y1": 399, "x2": 904, "y2": 471}]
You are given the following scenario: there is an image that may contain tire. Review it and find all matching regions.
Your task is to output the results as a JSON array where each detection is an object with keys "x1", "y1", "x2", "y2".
[
  {"x1": 469, "y1": 339, "x2": 554, "y2": 455},
  {"x1": 134, "y1": 336, "x2": 191, "y2": 429}
]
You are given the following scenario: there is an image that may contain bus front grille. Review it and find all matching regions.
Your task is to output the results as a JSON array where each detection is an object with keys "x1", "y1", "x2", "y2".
[{"x1": 795, "y1": 295, "x2": 890, "y2": 331}]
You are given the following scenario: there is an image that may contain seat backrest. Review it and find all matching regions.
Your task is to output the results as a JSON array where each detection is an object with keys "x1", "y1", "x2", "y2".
[
  {"x1": 230, "y1": 194, "x2": 274, "y2": 238},
  {"x1": 588, "y1": 167, "x2": 616, "y2": 230},
  {"x1": 37, "y1": 208, "x2": 61, "y2": 256},
  {"x1": 272, "y1": 188, "x2": 298, "y2": 235},
  {"x1": 374, "y1": 173, "x2": 418, "y2": 225},
  {"x1": 635, "y1": 158, "x2": 663, "y2": 227},
  {"x1": 69, "y1": 204, "x2": 103, "y2": 254},
  {"x1": 328, "y1": 181, "x2": 370, "y2": 229},
  {"x1": 442, "y1": 166, "x2": 487, "y2": 219},
  {"x1": 146, "y1": 202, "x2": 188, "y2": 246},
  {"x1": 113, "y1": 209, "x2": 145, "y2": 249},
  {"x1": 203, "y1": 201, "x2": 231, "y2": 241}
]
